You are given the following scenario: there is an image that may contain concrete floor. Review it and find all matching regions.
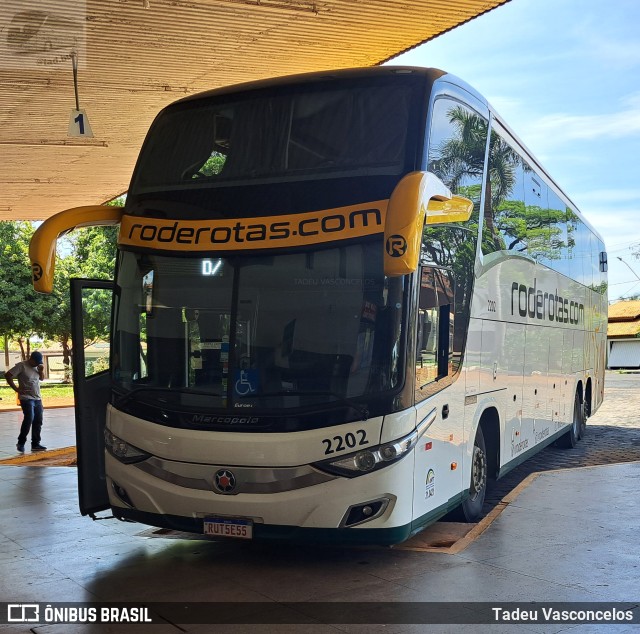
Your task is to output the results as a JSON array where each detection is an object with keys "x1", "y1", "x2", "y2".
[
  {"x1": 1, "y1": 376, "x2": 639, "y2": 633},
  {"x1": 0, "y1": 407, "x2": 76, "y2": 461}
]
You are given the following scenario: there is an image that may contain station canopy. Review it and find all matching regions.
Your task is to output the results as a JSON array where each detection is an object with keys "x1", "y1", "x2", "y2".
[{"x1": 0, "y1": 0, "x2": 510, "y2": 221}]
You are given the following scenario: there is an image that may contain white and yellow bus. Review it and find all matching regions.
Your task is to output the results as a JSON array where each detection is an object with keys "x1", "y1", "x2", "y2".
[{"x1": 31, "y1": 67, "x2": 607, "y2": 545}]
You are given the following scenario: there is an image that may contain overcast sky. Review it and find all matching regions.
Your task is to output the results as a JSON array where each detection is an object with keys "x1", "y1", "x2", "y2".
[{"x1": 392, "y1": 0, "x2": 640, "y2": 302}]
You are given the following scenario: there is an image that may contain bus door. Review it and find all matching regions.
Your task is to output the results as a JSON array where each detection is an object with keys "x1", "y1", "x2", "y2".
[
  {"x1": 413, "y1": 267, "x2": 463, "y2": 513},
  {"x1": 70, "y1": 279, "x2": 114, "y2": 516}
]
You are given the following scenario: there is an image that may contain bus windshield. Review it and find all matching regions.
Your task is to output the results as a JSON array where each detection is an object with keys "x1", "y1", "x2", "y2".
[
  {"x1": 113, "y1": 240, "x2": 406, "y2": 418},
  {"x1": 129, "y1": 78, "x2": 416, "y2": 193}
]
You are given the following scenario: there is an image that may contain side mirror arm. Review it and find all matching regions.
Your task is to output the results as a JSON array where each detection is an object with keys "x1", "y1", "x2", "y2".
[
  {"x1": 383, "y1": 172, "x2": 472, "y2": 276},
  {"x1": 29, "y1": 205, "x2": 123, "y2": 293}
]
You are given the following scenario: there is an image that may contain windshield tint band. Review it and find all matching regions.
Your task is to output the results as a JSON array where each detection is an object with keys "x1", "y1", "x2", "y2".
[
  {"x1": 118, "y1": 202, "x2": 387, "y2": 253},
  {"x1": 128, "y1": 77, "x2": 419, "y2": 192}
]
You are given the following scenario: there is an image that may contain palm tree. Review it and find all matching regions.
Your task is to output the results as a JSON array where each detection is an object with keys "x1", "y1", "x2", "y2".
[{"x1": 429, "y1": 106, "x2": 520, "y2": 251}]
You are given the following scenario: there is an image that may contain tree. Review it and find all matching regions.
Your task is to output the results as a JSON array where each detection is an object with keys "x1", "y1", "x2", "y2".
[
  {"x1": 39, "y1": 196, "x2": 122, "y2": 376},
  {"x1": 193, "y1": 152, "x2": 226, "y2": 178},
  {"x1": 431, "y1": 107, "x2": 568, "y2": 263},
  {"x1": 34, "y1": 251, "x2": 79, "y2": 380},
  {"x1": 429, "y1": 107, "x2": 520, "y2": 247},
  {"x1": 1, "y1": 207, "x2": 120, "y2": 379},
  {"x1": 0, "y1": 222, "x2": 53, "y2": 363},
  {"x1": 72, "y1": 225, "x2": 118, "y2": 280},
  {"x1": 424, "y1": 104, "x2": 575, "y2": 361},
  {"x1": 35, "y1": 225, "x2": 118, "y2": 380}
]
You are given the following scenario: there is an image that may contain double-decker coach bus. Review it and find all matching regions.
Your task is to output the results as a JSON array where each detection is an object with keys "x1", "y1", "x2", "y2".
[{"x1": 30, "y1": 67, "x2": 607, "y2": 545}]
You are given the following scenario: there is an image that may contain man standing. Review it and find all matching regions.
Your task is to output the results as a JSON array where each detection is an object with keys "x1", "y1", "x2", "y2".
[{"x1": 5, "y1": 351, "x2": 47, "y2": 453}]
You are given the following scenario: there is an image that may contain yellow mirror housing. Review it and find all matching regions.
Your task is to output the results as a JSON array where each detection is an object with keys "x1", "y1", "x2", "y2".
[
  {"x1": 383, "y1": 172, "x2": 472, "y2": 276},
  {"x1": 426, "y1": 195, "x2": 474, "y2": 224},
  {"x1": 29, "y1": 205, "x2": 123, "y2": 294}
]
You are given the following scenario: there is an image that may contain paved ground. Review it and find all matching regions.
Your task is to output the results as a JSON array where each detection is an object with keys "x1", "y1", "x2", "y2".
[
  {"x1": 0, "y1": 406, "x2": 76, "y2": 461},
  {"x1": 483, "y1": 372, "x2": 640, "y2": 511}
]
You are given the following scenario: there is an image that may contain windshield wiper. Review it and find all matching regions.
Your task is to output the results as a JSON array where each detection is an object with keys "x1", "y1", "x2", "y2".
[
  {"x1": 113, "y1": 385, "x2": 175, "y2": 409},
  {"x1": 239, "y1": 390, "x2": 369, "y2": 421},
  {"x1": 180, "y1": 387, "x2": 225, "y2": 397},
  {"x1": 113, "y1": 385, "x2": 223, "y2": 409}
]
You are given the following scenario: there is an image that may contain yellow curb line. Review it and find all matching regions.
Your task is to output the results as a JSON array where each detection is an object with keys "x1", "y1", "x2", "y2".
[
  {"x1": 0, "y1": 446, "x2": 76, "y2": 465},
  {"x1": 393, "y1": 472, "x2": 542, "y2": 554},
  {"x1": 394, "y1": 460, "x2": 640, "y2": 555}
]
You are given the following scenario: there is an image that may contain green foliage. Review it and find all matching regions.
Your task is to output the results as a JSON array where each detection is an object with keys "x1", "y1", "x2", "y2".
[
  {"x1": 0, "y1": 384, "x2": 74, "y2": 401},
  {"x1": 0, "y1": 218, "x2": 117, "y2": 372},
  {"x1": 86, "y1": 354, "x2": 109, "y2": 376},
  {"x1": 72, "y1": 226, "x2": 118, "y2": 280},
  {"x1": 192, "y1": 152, "x2": 226, "y2": 178},
  {"x1": 105, "y1": 194, "x2": 126, "y2": 207},
  {"x1": 429, "y1": 106, "x2": 487, "y2": 187},
  {"x1": 0, "y1": 222, "x2": 52, "y2": 349},
  {"x1": 431, "y1": 107, "x2": 570, "y2": 265}
]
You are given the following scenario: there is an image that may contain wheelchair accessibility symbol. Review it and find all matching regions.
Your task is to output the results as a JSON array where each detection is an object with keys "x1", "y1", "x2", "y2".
[{"x1": 234, "y1": 369, "x2": 258, "y2": 396}]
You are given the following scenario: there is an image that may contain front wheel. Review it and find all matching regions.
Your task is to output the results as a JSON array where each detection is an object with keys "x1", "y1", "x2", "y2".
[{"x1": 450, "y1": 426, "x2": 487, "y2": 523}]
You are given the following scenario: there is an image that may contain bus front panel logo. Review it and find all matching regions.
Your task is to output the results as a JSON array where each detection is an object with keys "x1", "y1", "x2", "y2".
[
  {"x1": 214, "y1": 469, "x2": 237, "y2": 494},
  {"x1": 386, "y1": 235, "x2": 407, "y2": 257}
]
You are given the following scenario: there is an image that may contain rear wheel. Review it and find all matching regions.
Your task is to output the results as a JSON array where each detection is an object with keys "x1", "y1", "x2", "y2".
[
  {"x1": 578, "y1": 396, "x2": 587, "y2": 439},
  {"x1": 557, "y1": 390, "x2": 582, "y2": 449}
]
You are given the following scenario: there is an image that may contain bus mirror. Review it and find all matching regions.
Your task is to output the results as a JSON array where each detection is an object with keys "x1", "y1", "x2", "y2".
[
  {"x1": 384, "y1": 172, "x2": 471, "y2": 277},
  {"x1": 29, "y1": 205, "x2": 123, "y2": 294},
  {"x1": 426, "y1": 196, "x2": 473, "y2": 225}
]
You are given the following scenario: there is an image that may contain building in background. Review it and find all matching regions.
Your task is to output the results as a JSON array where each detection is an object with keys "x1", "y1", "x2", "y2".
[{"x1": 607, "y1": 301, "x2": 640, "y2": 369}]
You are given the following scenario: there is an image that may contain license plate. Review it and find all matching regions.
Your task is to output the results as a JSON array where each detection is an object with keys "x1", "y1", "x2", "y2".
[{"x1": 203, "y1": 518, "x2": 253, "y2": 539}]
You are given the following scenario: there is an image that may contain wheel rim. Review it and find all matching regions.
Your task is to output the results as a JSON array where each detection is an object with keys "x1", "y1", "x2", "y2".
[
  {"x1": 573, "y1": 397, "x2": 581, "y2": 436},
  {"x1": 577, "y1": 397, "x2": 586, "y2": 437},
  {"x1": 470, "y1": 444, "x2": 487, "y2": 500}
]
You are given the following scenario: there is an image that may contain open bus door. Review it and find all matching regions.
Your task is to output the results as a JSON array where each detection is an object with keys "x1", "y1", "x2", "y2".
[{"x1": 70, "y1": 278, "x2": 114, "y2": 517}]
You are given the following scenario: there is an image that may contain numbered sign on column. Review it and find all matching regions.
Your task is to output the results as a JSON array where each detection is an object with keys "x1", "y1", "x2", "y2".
[{"x1": 68, "y1": 109, "x2": 94, "y2": 138}]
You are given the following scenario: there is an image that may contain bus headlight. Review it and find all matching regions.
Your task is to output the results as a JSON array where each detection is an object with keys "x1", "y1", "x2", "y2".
[
  {"x1": 313, "y1": 429, "x2": 418, "y2": 478},
  {"x1": 104, "y1": 429, "x2": 151, "y2": 464}
]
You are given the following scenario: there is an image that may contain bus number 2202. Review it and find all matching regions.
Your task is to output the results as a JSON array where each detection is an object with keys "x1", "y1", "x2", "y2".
[{"x1": 322, "y1": 430, "x2": 369, "y2": 455}]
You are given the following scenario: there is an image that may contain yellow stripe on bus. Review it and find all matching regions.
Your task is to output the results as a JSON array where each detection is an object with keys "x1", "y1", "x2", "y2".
[{"x1": 118, "y1": 201, "x2": 389, "y2": 252}]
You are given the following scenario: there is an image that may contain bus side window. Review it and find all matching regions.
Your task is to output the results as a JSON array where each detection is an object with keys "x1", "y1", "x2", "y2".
[
  {"x1": 482, "y1": 129, "x2": 526, "y2": 256},
  {"x1": 546, "y1": 190, "x2": 569, "y2": 275},
  {"x1": 523, "y1": 165, "x2": 548, "y2": 262},
  {"x1": 415, "y1": 267, "x2": 454, "y2": 401}
]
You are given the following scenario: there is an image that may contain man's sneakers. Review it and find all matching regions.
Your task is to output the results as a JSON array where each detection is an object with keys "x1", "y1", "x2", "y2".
[{"x1": 16, "y1": 444, "x2": 47, "y2": 453}]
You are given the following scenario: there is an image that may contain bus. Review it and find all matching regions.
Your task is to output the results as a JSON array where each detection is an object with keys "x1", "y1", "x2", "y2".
[{"x1": 30, "y1": 67, "x2": 608, "y2": 545}]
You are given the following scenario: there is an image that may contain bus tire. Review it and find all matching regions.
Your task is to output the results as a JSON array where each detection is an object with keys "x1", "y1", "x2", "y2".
[
  {"x1": 451, "y1": 426, "x2": 487, "y2": 523},
  {"x1": 578, "y1": 397, "x2": 587, "y2": 439},
  {"x1": 558, "y1": 391, "x2": 582, "y2": 449}
]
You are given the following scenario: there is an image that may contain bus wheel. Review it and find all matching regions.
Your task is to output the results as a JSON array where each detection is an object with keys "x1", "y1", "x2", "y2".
[
  {"x1": 558, "y1": 391, "x2": 582, "y2": 449},
  {"x1": 452, "y1": 426, "x2": 487, "y2": 523},
  {"x1": 578, "y1": 397, "x2": 587, "y2": 439}
]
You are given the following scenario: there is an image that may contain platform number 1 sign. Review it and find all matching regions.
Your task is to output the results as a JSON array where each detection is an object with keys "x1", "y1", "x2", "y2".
[{"x1": 68, "y1": 109, "x2": 94, "y2": 138}]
